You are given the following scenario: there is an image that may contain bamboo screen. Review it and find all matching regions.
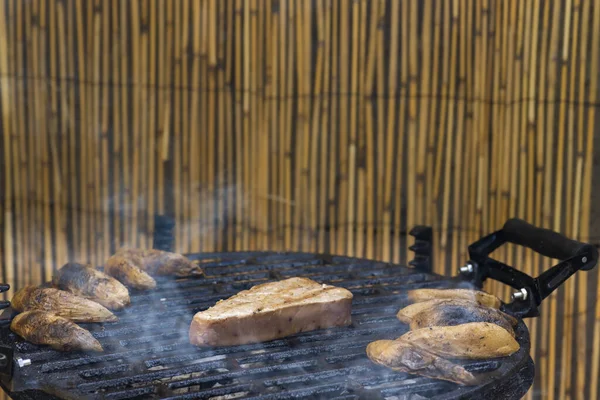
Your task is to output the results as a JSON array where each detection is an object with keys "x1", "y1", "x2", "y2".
[{"x1": 0, "y1": 0, "x2": 599, "y2": 399}]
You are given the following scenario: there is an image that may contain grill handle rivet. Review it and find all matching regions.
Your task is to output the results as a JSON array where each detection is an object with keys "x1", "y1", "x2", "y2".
[
  {"x1": 459, "y1": 263, "x2": 474, "y2": 274},
  {"x1": 16, "y1": 358, "x2": 31, "y2": 368},
  {"x1": 512, "y1": 288, "x2": 528, "y2": 301}
]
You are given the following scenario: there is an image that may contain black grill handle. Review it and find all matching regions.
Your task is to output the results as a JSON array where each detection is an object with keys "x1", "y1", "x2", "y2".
[
  {"x1": 502, "y1": 218, "x2": 598, "y2": 270},
  {"x1": 463, "y1": 218, "x2": 598, "y2": 318}
]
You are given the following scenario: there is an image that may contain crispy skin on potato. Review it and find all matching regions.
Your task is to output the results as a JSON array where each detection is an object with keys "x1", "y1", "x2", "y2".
[
  {"x1": 397, "y1": 299, "x2": 465, "y2": 323},
  {"x1": 104, "y1": 254, "x2": 157, "y2": 290},
  {"x1": 409, "y1": 300, "x2": 518, "y2": 336},
  {"x1": 366, "y1": 339, "x2": 478, "y2": 386},
  {"x1": 11, "y1": 286, "x2": 117, "y2": 323},
  {"x1": 407, "y1": 288, "x2": 501, "y2": 309},
  {"x1": 189, "y1": 277, "x2": 353, "y2": 346},
  {"x1": 134, "y1": 249, "x2": 203, "y2": 277},
  {"x1": 104, "y1": 248, "x2": 202, "y2": 290},
  {"x1": 398, "y1": 322, "x2": 520, "y2": 359},
  {"x1": 11, "y1": 310, "x2": 103, "y2": 352},
  {"x1": 53, "y1": 263, "x2": 130, "y2": 310}
]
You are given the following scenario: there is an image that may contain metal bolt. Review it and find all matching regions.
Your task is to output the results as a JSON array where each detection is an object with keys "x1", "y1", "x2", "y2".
[
  {"x1": 582, "y1": 257, "x2": 588, "y2": 263},
  {"x1": 16, "y1": 358, "x2": 31, "y2": 368},
  {"x1": 512, "y1": 288, "x2": 528, "y2": 301},
  {"x1": 459, "y1": 263, "x2": 474, "y2": 274}
]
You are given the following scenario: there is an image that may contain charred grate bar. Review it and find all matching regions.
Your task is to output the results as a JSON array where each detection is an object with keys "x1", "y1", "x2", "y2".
[{"x1": 0, "y1": 252, "x2": 534, "y2": 400}]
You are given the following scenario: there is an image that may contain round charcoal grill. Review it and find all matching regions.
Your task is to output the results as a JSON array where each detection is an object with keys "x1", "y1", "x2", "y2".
[{"x1": 0, "y1": 218, "x2": 595, "y2": 400}]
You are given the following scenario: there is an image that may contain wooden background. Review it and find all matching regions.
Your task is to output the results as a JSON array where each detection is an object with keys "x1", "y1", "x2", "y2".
[{"x1": 0, "y1": 0, "x2": 599, "y2": 399}]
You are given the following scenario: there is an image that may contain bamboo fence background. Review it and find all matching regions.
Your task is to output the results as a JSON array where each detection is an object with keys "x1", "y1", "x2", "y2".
[{"x1": 0, "y1": 0, "x2": 599, "y2": 399}]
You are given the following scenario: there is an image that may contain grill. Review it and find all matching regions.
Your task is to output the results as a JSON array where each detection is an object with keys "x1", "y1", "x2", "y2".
[{"x1": 0, "y1": 218, "x2": 595, "y2": 400}]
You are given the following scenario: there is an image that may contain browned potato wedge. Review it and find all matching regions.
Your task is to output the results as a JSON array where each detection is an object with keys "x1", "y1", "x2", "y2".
[
  {"x1": 12, "y1": 286, "x2": 117, "y2": 323},
  {"x1": 11, "y1": 310, "x2": 103, "y2": 352},
  {"x1": 366, "y1": 339, "x2": 478, "y2": 386},
  {"x1": 397, "y1": 299, "x2": 477, "y2": 323},
  {"x1": 407, "y1": 288, "x2": 501, "y2": 309},
  {"x1": 409, "y1": 300, "x2": 518, "y2": 336},
  {"x1": 398, "y1": 322, "x2": 520, "y2": 359}
]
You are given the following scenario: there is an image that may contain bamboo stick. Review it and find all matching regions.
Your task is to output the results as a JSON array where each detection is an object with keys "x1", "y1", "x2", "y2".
[
  {"x1": 574, "y1": 0, "x2": 591, "y2": 396},
  {"x1": 559, "y1": 1, "x2": 579, "y2": 398},
  {"x1": 440, "y1": 0, "x2": 459, "y2": 277},
  {"x1": 433, "y1": 0, "x2": 452, "y2": 273},
  {"x1": 234, "y1": 0, "x2": 243, "y2": 250},
  {"x1": 363, "y1": 0, "x2": 378, "y2": 260},
  {"x1": 318, "y1": 0, "x2": 332, "y2": 254},
  {"x1": 110, "y1": 0, "x2": 121, "y2": 251},
  {"x1": 309, "y1": 0, "x2": 325, "y2": 253},
  {"x1": 587, "y1": 2, "x2": 600, "y2": 398},
  {"x1": 327, "y1": 0, "x2": 338, "y2": 254},
  {"x1": 243, "y1": 0, "x2": 252, "y2": 250},
  {"x1": 346, "y1": 0, "x2": 360, "y2": 256},
  {"x1": 534, "y1": 1, "x2": 550, "y2": 394},
  {"x1": 405, "y1": 0, "x2": 419, "y2": 261},
  {"x1": 355, "y1": 0, "x2": 368, "y2": 258},
  {"x1": 381, "y1": 0, "x2": 397, "y2": 262},
  {"x1": 146, "y1": 0, "x2": 157, "y2": 252},
  {"x1": 119, "y1": 0, "x2": 131, "y2": 248},
  {"x1": 337, "y1": 0, "x2": 349, "y2": 256},
  {"x1": 0, "y1": 0, "x2": 14, "y2": 294},
  {"x1": 375, "y1": 0, "x2": 386, "y2": 258},
  {"x1": 188, "y1": 0, "x2": 201, "y2": 252},
  {"x1": 206, "y1": 0, "x2": 216, "y2": 251},
  {"x1": 393, "y1": 0, "x2": 407, "y2": 264},
  {"x1": 90, "y1": 0, "x2": 102, "y2": 263}
]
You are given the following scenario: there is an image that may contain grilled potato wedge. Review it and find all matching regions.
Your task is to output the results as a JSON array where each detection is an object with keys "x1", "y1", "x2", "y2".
[
  {"x1": 11, "y1": 310, "x2": 103, "y2": 352},
  {"x1": 53, "y1": 263, "x2": 130, "y2": 310},
  {"x1": 104, "y1": 248, "x2": 202, "y2": 290},
  {"x1": 12, "y1": 286, "x2": 117, "y2": 323},
  {"x1": 397, "y1": 299, "x2": 472, "y2": 323},
  {"x1": 398, "y1": 322, "x2": 520, "y2": 359},
  {"x1": 409, "y1": 300, "x2": 518, "y2": 336},
  {"x1": 407, "y1": 288, "x2": 501, "y2": 309},
  {"x1": 366, "y1": 339, "x2": 478, "y2": 386},
  {"x1": 104, "y1": 254, "x2": 157, "y2": 290}
]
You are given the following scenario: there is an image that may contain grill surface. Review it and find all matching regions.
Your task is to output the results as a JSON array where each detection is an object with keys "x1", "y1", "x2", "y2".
[{"x1": 0, "y1": 252, "x2": 533, "y2": 400}]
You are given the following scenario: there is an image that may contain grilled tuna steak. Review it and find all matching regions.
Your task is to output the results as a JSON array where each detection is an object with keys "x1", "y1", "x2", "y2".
[
  {"x1": 11, "y1": 286, "x2": 117, "y2": 323},
  {"x1": 52, "y1": 263, "x2": 130, "y2": 310},
  {"x1": 189, "y1": 277, "x2": 353, "y2": 346},
  {"x1": 11, "y1": 310, "x2": 103, "y2": 352},
  {"x1": 408, "y1": 300, "x2": 518, "y2": 336},
  {"x1": 407, "y1": 288, "x2": 501, "y2": 309},
  {"x1": 366, "y1": 339, "x2": 478, "y2": 386},
  {"x1": 104, "y1": 248, "x2": 202, "y2": 290},
  {"x1": 398, "y1": 322, "x2": 520, "y2": 359}
]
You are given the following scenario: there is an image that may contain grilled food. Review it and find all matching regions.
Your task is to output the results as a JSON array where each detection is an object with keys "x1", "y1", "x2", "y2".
[
  {"x1": 10, "y1": 310, "x2": 103, "y2": 352},
  {"x1": 52, "y1": 263, "x2": 130, "y2": 310},
  {"x1": 366, "y1": 339, "x2": 478, "y2": 386},
  {"x1": 11, "y1": 286, "x2": 117, "y2": 323},
  {"x1": 408, "y1": 300, "x2": 518, "y2": 336},
  {"x1": 398, "y1": 322, "x2": 520, "y2": 359},
  {"x1": 407, "y1": 288, "x2": 501, "y2": 309},
  {"x1": 397, "y1": 299, "x2": 455, "y2": 323},
  {"x1": 104, "y1": 254, "x2": 157, "y2": 290},
  {"x1": 104, "y1": 248, "x2": 202, "y2": 290},
  {"x1": 189, "y1": 277, "x2": 353, "y2": 346}
]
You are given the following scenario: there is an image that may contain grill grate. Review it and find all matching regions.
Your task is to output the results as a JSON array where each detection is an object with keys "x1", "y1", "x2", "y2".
[{"x1": 0, "y1": 252, "x2": 533, "y2": 400}]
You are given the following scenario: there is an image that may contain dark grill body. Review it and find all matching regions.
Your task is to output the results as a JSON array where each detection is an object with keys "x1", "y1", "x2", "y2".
[{"x1": 0, "y1": 252, "x2": 534, "y2": 400}]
